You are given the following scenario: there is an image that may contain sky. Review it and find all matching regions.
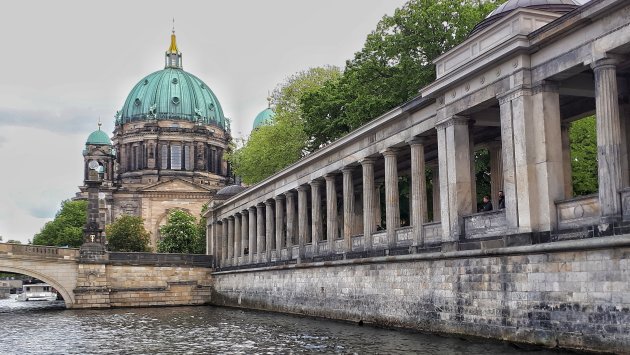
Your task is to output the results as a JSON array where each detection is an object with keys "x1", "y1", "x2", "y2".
[{"x1": 0, "y1": 0, "x2": 408, "y2": 243}]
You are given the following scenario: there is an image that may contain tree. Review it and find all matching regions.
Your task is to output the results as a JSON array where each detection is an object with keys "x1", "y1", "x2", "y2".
[
  {"x1": 570, "y1": 116, "x2": 598, "y2": 196},
  {"x1": 6, "y1": 240, "x2": 22, "y2": 244},
  {"x1": 157, "y1": 210, "x2": 204, "y2": 254},
  {"x1": 228, "y1": 66, "x2": 341, "y2": 184},
  {"x1": 32, "y1": 200, "x2": 87, "y2": 248},
  {"x1": 302, "y1": 0, "x2": 499, "y2": 150},
  {"x1": 105, "y1": 215, "x2": 151, "y2": 252},
  {"x1": 196, "y1": 204, "x2": 209, "y2": 255}
]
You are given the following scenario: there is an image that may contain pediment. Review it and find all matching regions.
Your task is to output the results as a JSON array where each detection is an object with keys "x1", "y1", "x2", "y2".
[{"x1": 140, "y1": 178, "x2": 212, "y2": 193}]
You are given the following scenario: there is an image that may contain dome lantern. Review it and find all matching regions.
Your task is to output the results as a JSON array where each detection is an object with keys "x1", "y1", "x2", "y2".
[{"x1": 165, "y1": 25, "x2": 182, "y2": 69}]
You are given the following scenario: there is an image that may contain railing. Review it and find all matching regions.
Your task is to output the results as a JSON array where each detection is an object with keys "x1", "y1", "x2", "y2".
[
  {"x1": 422, "y1": 222, "x2": 442, "y2": 245},
  {"x1": 556, "y1": 194, "x2": 600, "y2": 230},
  {"x1": 395, "y1": 226, "x2": 413, "y2": 246},
  {"x1": 108, "y1": 252, "x2": 213, "y2": 267},
  {"x1": 463, "y1": 210, "x2": 508, "y2": 239},
  {"x1": 0, "y1": 243, "x2": 79, "y2": 260}
]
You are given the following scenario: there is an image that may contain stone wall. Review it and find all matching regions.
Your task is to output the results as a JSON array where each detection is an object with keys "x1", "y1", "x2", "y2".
[
  {"x1": 211, "y1": 237, "x2": 630, "y2": 353},
  {"x1": 73, "y1": 263, "x2": 212, "y2": 309}
]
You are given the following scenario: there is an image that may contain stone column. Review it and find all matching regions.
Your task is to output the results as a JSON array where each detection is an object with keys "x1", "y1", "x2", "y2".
[
  {"x1": 310, "y1": 180, "x2": 323, "y2": 255},
  {"x1": 592, "y1": 58, "x2": 623, "y2": 220},
  {"x1": 488, "y1": 142, "x2": 503, "y2": 209},
  {"x1": 429, "y1": 162, "x2": 440, "y2": 222},
  {"x1": 469, "y1": 124, "x2": 477, "y2": 210},
  {"x1": 248, "y1": 206, "x2": 256, "y2": 264},
  {"x1": 436, "y1": 116, "x2": 473, "y2": 243},
  {"x1": 361, "y1": 158, "x2": 377, "y2": 251},
  {"x1": 227, "y1": 216, "x2": 234, "y2": 266},
  {"x1": 325, "y1": 174, "x2": 338, "y2": 253},
  {"x1": 408, "y1": 137, "x2": 427, "y2": 248},
  {"x1": 560, "y1": 123, "x2": 573, "y2": 198},
  {"x1": 341, "y1": 167, "x2": 354, "y2": 252},
  {"x1": 297, "y1": 186, "x2": 309, "y2": 260},
  {"x1": 233, "y1": 214, "x2": 241, "y2": 265},
  {"x1": 275, "y1": 195, "x2": 285, "y2": 258},
  {"x1": 498, "y1": 87, "x2": 535, "y2": 233},
  {"x1": 285, "y1": 191, "x2": 296, "y2": 260},
  {"x1": 221, "y1": 218, "x2": 228, "y2": 267},
  {"x1": 382, "y1": 148, "x2": 400, "y2": 249},
  {"x1": 241, "y1": 210, "x2": 248, "y2": 264},
  {"x1": 265, "y1": 200, "x2": 275, "y2": 262},
  {"x1": 256, "y1": 203, "x2": 265, "y2": 263}
]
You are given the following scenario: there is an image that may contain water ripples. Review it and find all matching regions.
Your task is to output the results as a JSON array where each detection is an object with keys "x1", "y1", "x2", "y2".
[{"x1": 0, "y1": 299, "x2": 564, "y2": 354}]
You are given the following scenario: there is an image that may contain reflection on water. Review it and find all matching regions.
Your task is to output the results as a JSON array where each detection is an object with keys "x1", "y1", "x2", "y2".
[{"x1": 0, "y1": 299, "x2": 564, "y2": 354}]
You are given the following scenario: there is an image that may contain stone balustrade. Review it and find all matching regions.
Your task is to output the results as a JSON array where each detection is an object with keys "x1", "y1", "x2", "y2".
[
  {"x1": 463, "y1": 210, "x2": 508, "y2": 239},
  {"x1": 0, "y1": 243, "x2": 79, "y2": 260},
  {"x1": 556, "y1": 195, "x2": 600, "y2": 230}
]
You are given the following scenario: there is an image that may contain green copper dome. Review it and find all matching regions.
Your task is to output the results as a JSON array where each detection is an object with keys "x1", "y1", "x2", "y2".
[
  {"x1": 119, "y1": 68, "x2": 226, "y2": 128},
  {"x1": 117, "y1": 33, "x2": 227, "y2": 130},
  {"x1": 253, "y1": 108, "x2": 275, "y2": 129},
  {"x1": 86, "y1": 128, "x2": 112, "y2": 146}
]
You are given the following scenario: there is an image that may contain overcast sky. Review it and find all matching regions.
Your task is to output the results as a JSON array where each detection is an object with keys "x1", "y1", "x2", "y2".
[{"x1": 0, "y1": 0, "x2": 409, "y2": 243}]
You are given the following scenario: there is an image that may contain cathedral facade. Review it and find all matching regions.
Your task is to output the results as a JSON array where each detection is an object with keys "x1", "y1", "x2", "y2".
[{"x1": 79, "y1": 31, "x2": 230, "y2": 250}]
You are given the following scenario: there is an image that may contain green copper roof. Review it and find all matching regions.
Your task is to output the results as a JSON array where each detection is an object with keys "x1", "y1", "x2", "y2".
[
  {"x1": 118, "y1": 68, "x2": 226, "y2": 129},
  {"x1": 86, "y1": 129, "x2": 112, "y2": 146},
  {"x1": 253, "y1": 108, "x2": 275, "y2": 129}
]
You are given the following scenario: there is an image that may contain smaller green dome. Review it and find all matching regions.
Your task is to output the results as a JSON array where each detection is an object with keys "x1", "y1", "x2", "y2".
[
  {"x1": 86, "y1": 129, "x2": 112, "y2": 146},
  {"x1": 253, "y1": 108, "x2": 275, "y2": 129}
]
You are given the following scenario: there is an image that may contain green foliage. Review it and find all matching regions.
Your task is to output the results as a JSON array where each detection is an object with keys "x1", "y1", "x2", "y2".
[
  {"x1": 228, "y1": 67, "x2": 341, "y2": 184},
  {"x1": 105, "y1": 215, "x2": 150, "y2": 252},
  {"x1": 302, "y1": 0, "x2": 498, "y2": 150},
  {"x1": 196, "y1": 204, "x2": 209, "y2": 254},
  {"x1": 157, "y1": 210, "x2": 204, "y2": 254},
  {"x1": 6, "y1": 240, "x2": 22, "y2": 244},
  {"x1": 32, "y1": 200, "x2": 87, "y2": 248},
  {"x1": 474, "y1": 149, "x2": 491, "y2": 207},
  {"x1": 570, "y1": 116, "x2": 598, "y2": 196}
]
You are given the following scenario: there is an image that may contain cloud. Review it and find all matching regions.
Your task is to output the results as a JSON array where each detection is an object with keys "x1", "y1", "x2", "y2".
[
  {"x1": 0, "y1": 106, "x2": 112, "y2": 135},
  {"x1": 0, "y1": 135, "x2": 6, "y2": 148}
]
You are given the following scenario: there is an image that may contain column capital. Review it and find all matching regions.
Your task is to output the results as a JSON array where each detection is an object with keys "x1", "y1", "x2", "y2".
[
  {"x1": 283, "y1": 190, "x2": 296, "y2": 198},
  {"x1": 234, "y1": 212, "x2": 241, "y2": 218},
  {"x1": 324, "y1": 173, "x2": 337, "y2": 181},
  {"x1": 531, "y1": 80, "x2": 559, "y2": 95},
  {"x1": 406, "y1": 136, "x2": 428, "y2": 146},
  {"x1": 256, "y1": 202, "x2": 265, "y2": 208},
  {"x1": 248, "y1": 206, "x2": 257, "y2": 213},
  {"x1": 496, "y1": 86, "x2": 532, "y2": 105},
  {"x1": 380, "y1": 147, "x2": 400, "y2": 157},
  {"x1": 591, "y1": 57, "x2": 622, "y2": 70},
  {"x1": 310, "y1": 179, "x2": 324, "y2": 188},
  {"x1": 341, "y1": 166, "x2": 354, "y2": 174},
  {"x1": 264, "y1": 199, "x2": 274, "y2": 207},
  {"x1": 274, "y1": 194, "x2": 286, "y2": 201},
  {"x1": 359, "y1": 157, "x2": 378, "y2": 166},
  {"x1": 435, "y1": 115, "x2": 470, "y2": 130},
  {"x1": 228, "y1": 215, "x2": 235, "y2": 221},
  {"x1": 297, "y1": 184, "x2": 309, "y2": 192},
  {"x1": 241, "y1": 209, "x2": 249, "y2": 215}
]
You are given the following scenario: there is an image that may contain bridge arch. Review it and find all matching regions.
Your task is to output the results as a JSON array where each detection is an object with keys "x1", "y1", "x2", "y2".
[{"x1": 0, "y1": 265, "x2": 75, "y2": 308}]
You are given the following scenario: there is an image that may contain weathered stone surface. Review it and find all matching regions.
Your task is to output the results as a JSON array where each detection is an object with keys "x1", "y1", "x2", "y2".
[{"x1": 211, "y1": 243, "x2": 630, "y2": 353}]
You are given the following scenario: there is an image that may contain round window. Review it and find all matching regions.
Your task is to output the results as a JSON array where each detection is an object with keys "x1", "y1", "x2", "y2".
[
  {"x1": 172, "y1": 97, "x2": 180, "y2": 105},
  {"x1": 172, "y1": 78, "x2": 178, "y2": 84},
  {"x1": 134, "y1": 98, "x2": 141, "y2": 106}
]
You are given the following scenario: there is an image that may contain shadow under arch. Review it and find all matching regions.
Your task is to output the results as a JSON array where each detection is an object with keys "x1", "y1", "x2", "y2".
[{"x1": 0, "y1": 265, "x2": 74, "y2": 308}]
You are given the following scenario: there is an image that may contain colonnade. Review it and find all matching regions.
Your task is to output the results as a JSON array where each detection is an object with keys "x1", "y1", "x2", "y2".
[{"x1": 208, "y1": 55, "x2": 628, "y2": 268}]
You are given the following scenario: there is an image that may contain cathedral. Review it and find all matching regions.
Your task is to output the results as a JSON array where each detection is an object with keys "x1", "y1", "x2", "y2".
[{"x1": 79, "y1": 31, "x2": 232, "y2": 250}]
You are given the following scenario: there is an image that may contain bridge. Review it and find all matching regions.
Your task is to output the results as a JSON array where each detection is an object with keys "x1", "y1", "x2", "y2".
[{"x1": 0, "y1": 243, "x2": 213, "y2": 308}]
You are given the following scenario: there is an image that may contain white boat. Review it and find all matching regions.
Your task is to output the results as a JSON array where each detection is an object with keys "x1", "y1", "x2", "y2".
[{"x1": 16, "y1": 284, "x2": 57, "y2": 302}]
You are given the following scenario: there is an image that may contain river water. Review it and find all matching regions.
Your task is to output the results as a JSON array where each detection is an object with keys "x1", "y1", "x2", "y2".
[{"x1": 0, "y1": 298, "x2": 564, "y2": 354}]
